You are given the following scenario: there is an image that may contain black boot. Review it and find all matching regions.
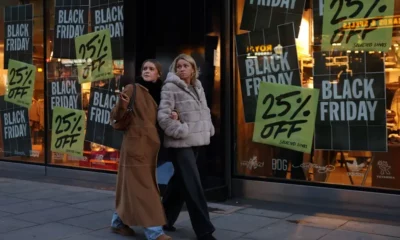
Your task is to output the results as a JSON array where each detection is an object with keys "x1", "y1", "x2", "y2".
[
  {"x1": 198, "y1": 233, "x2": 217, "y2": 240},
  {"x1": 163, "y1": 225, "x2": 176, "y2": 232}
]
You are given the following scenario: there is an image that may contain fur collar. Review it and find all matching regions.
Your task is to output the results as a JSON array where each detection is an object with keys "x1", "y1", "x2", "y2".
[{"x1": 164, "y1": 72, "x2": 202, "y2": 89}]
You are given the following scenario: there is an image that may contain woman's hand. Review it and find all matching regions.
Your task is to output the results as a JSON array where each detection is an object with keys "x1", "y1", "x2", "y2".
[
  {"x1": 170, "y1": 110, "x2": 179, "y2": 120},
  {"x1": 119, "y1": 92, "x2": 129, "y2": 108}
]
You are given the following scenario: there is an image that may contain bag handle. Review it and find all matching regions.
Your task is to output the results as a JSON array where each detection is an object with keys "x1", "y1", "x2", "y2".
[{"x1": 126, "y1": 84, "x2": 136, "y2": 112}]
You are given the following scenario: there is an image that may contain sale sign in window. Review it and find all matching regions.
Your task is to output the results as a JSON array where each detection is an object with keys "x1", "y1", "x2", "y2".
[{"x1": 322, "y1": 0, "x2": 395, "y2": 52}]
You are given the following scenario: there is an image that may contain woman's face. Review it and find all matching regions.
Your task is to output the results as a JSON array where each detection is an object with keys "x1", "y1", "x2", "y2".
[
  {"x1": 176, "y1": 59, "x2": 194, "y2": 83},
  {"x1": 141, "y1": 62, "x2": 159, "y2": 82}
]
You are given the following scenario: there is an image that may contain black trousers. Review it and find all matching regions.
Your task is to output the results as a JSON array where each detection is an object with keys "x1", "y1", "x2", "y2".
[{"x1": 162, "y1": 147, "x2": 215, "y2": 237}]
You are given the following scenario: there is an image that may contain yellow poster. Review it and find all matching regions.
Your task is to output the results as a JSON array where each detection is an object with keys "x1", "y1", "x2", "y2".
[
  {"x1": 5, "y1": 59, "x2": 36, "y2": 109},
  {"x1": 74, "y1": 29, "x2": 114, "y2": 83},
  {"x1": 322, "y1": 0, "x2": 395, "y2": 51},
  {"x1": 51, "y1": 107, "x2": 85, "y2": 156},
  {"x1": 253, "y1": 82, "x2": 319, "y2": 153}
]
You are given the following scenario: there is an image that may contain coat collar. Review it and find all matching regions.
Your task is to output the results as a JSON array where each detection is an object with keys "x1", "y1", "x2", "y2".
[{"x1": 164, "y1": 72, "x2": 202, "y2": 102}]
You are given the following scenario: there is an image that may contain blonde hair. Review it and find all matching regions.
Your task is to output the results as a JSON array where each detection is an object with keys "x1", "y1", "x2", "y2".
[{"x1": 169, "y1": 54, "x2": 199, "y2": 85}]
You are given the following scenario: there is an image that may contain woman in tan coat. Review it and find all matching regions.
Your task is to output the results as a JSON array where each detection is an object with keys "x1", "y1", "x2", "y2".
[{"x1": 110, "y1": 59, "x2": 171, "y2": 240}]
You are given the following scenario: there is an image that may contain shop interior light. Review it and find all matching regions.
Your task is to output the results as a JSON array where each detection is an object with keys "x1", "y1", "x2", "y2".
[
  {"x1": 274, "y1": 44, "x2": 283, "y2": 55},
  {"x1": 37, "y1": 68, "x2": 43, "y2": 72},
  {"x1": 246, "y1": 52, "x2": 257, "y2": 59}
]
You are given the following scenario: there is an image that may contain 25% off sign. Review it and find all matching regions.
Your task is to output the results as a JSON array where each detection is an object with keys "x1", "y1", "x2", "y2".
[
  {"x1": 5, "y1": 59, "x2": 36, "y2": 108},
  {"x1": 322, "y1": 0, "x2": 394, "y2": 51},
  {"x1": 74, "y1": 29, "x2": 114, "y2": 84},
  {"x1": 252, "y1": 82, "x2": 319, "y2": 153},
  {"x1": 51, "y1": 107, "x2": 85, "y2": 157}
]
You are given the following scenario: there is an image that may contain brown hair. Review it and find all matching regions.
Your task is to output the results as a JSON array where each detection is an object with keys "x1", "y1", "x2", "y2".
[{"x1": 141, "y1": 59, "x2": 163, "y2": 78}]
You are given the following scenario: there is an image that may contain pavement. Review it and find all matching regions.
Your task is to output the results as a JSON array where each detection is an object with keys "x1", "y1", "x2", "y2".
[{"x1": 0, "y1": 177, "x2": 399, "y2": 240}]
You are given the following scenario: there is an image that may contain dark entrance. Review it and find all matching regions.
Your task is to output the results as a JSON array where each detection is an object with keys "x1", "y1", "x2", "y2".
[{"x1": 125, "y1": 0, "x2": 229, "y2": 201}]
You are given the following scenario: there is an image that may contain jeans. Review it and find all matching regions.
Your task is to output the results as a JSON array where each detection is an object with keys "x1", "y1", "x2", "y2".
[{"x1": 111, "y1": 212, "x2": 164, "y2": 240}]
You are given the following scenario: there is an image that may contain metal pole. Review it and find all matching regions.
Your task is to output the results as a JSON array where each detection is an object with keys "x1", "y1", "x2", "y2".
[{"x1": 221, "y1": 0, "x2": 233, "y2": 198}]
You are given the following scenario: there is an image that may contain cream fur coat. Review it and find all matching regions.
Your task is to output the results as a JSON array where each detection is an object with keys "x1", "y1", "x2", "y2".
[{"x1": 157, "y1": 72, "x2": 215, "y2": 148}]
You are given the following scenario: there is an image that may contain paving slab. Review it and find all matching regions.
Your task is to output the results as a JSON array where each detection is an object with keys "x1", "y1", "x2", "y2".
[
  {"x1": 87, "y1": 226, "x2": 147, "y2": 240},
  {"x1": 242, "y1": 221, "x2": 332, "y2": 240},
  {"x1": 238, "y1": 208, "x2": 293, "y2": 219},
  {"x1": 0, "y1": 199, "x2": 66, "y2": 214},
  {"x1": 153, "y1": 226, "x2": 196, "y2": 240},
  {"x1": 49, "y1": 191, "x2": 114, "y2": 204},
  {"x1": 0, "y1": 178, "x2": 12, "y2": 183},
  {"x1": 0, "y1": 177, "x2": 400, "y2": 240},
  {"x1": 0, "y1": 195, "x2": 27, "y2": 206},
  {"x1": 174, "y1": 211, "x2": 191, "y2": 225},
  {"x1": 213, "y1": 228, "x2": 245, "y2": 240},
  {"x1": 9, "y1": 188, "x2": 83, "y2": 200},
  {"x1": 340, "y1": 221, "x2": 400, "y2": 238},
  {"x1": 175, "y1": 211, "x2": 223, "y2": 229},
  {"x1": 0, "y1": 182, "x2": 54, "y2": 194},
  {"x1": 145, "y1": 227, "x2": 244, "y2": 240},
  {"x1": 208, "y1": 203, "x2": 248, "y2": 214},
  {"x1": 212, "y1": 213, "x2": 279, "y2": 233},
  {"x1": 12, "y1": 206, "x2": 94, "y2": 224},
  {"x1": 0, "y1": 222, "x2": 89, "y2": 240},
  {"x1": 320, "y1": 229, "x2": 400, "y2": 240},
  {"x1": 69, "y1": 197, "x2": 114, "y2": 212},
  {"x1": 0, "y1": 211, "x2": 11, "y2": 218},
  {"x1": 60, "y1": 210, "x2": 114, "y2": 230},
  {"x1": 60, "y1": 234, "x2": 105, "y2": 240},
  {"x1": 0, "y1": 217, "x2": 37, "y2": 233},
  {"x1": 285, "y1": 214, "x2": 348, "y2": 229}
]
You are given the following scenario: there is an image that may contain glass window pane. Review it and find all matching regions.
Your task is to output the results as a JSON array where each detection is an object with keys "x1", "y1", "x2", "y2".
[
  {"x1": 234, "y1": 0, "x2": 400, "y2": 192},
  {"x1": 46, "y1": 0, "x2": 124, "y2": 171},
  {"x1": 0, "y1": 0, "x2": 44, "y2": 164}
]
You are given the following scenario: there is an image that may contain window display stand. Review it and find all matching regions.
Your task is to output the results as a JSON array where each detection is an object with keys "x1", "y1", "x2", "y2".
[{"x1": 324, "y1": 151, "x2": 373, "y2": 186}]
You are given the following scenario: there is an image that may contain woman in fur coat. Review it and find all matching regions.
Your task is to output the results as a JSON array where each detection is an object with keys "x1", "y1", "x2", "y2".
[{"x1": 158, "y1": 54, "x2": 216, "y2": 240}]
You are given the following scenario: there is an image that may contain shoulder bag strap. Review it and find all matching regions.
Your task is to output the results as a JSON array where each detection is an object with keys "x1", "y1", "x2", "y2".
[{"x1": 127, "y1": 84, "x2": 137, "y2": 112}]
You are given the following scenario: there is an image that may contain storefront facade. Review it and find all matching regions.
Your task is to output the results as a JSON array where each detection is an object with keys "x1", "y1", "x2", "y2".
[
  {"x1": 1, "y1": 0, "x2": 400, "y2": 207},
  {"x1": 0, "y1": 0, "x2": 229, "y2": 201},
  {"x1": 231, "y1": 0, "x2": 400, "y2": 209}
]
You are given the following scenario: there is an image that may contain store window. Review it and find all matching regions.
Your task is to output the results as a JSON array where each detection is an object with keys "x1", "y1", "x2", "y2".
[
  {"x1": 234, "y1": 0, "x2": 400, "y2": 191},
  {"x1": 45, "y1": 0, "x2": 124, "y2": 171},
  {"x1": 0, "y1": 0, "x2": 45, "y2": 164}
]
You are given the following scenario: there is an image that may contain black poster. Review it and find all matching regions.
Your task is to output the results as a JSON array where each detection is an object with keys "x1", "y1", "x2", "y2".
[
  {"x1": 53, "y1": 0, "x2": 89, "y2": 59},
  {"x1": 236, "y1": 23, "x2": 301, "y2": 123},
  {"x1": 240, "y1": 0, "x2": 306, "y2": 36},
  {"x1": 312, "y1": 0, "x2": 323, "y2": 46},
  {"x1": 313, "y1": 52, "x2": 387, "y2": 151},
  {"x1": 0, "y1": 96, "x2": 32, "y2": 157},
  {"x1": 85, "y1": 83, "x2": 123, "y2": 149},
  {"x1": 3, "y1": 4, "x2": 33, "y2": 69},
  {"x1": 47, "y1": 75, "x2": 82, "y2": 129},
  {"x1": 91, "y1": 0, "x2": 124, "y2": 59}
]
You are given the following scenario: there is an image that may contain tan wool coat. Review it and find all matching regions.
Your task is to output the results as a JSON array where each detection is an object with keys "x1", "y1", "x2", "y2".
[{"x1": 111, "y1": 83, "x2": 166, "y2": 227}]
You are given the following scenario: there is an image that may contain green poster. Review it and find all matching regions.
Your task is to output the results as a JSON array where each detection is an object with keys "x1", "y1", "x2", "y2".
[
  {"x1": 5, "y1": 59, "x2": 36, "y2": 109},
  {"x1": 74, "y1": 29, "x2": 114, "y2": 83},
  {"x1": 322, "y1": 0, "x2": 394, "y2": 52},
  {"x1": 252, "y1": 82, "x2": 319, "y2": 153},
  {"x1": 51, "y1": 107, "x2": 85, "y2": 157}
]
